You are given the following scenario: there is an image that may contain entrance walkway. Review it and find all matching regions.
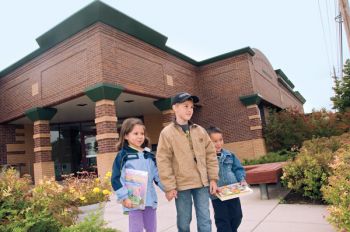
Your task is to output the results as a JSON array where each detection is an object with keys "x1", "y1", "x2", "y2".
[{"x1": 104, "y1": 185, "x2": 335, "y2": 232}]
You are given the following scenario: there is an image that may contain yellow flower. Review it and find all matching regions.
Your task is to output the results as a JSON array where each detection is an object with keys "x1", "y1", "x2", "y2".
[
  {"x1": 105, "y1": 171, "x2": 112, "y2": 178},
  {"x1": 93, "y1": 187, "x2": 100, "y2": 193},
  {"x1": 102, "y1": 189, "x2": 111, "y2": 195},
  {"x1": 80, "y1": 196, "x2": 86, "y2": 201},
  {"x1": 95, "y1": 178, "x2": 100, "y2": 183},
  {"x1": 69, "y1": 188, "x2": 75, "y2": 193}
]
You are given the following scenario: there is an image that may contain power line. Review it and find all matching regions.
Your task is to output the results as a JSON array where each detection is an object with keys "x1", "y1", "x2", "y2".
[
  {"x1": 318, "y1": 0, "x2": 333, "y2": 75},
  {"x1": 326, "y1": 0, "x2": 336, "y2": 63}
]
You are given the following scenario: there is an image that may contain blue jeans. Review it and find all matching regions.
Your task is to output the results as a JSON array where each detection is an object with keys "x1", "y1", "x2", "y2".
[{"x1": 175, "y1": 187, "x2": 211, "y2": 232}]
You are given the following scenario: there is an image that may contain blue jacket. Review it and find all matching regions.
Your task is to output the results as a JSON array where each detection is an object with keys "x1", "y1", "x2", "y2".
[
  {"x1": 217, "y1": 149, "x2": 246, "y2": 187},
  {"x1": 111, "y1": 145, "x2": 164, "y2": 212}
]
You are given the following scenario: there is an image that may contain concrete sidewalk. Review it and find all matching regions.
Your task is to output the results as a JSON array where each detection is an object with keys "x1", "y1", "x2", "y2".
[{"x1": 104, "y1": 185, "x2": 335, "y2": 232}]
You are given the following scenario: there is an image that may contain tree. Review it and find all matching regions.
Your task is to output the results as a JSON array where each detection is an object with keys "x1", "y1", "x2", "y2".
[{"x1": 331, "y1": 59, "x2": 350, "y2": 112}]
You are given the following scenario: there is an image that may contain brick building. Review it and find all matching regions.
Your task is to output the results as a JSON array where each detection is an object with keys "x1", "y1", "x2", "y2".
[{"x1": 0, "y1": 1, "x2": 305, "y2": 183}]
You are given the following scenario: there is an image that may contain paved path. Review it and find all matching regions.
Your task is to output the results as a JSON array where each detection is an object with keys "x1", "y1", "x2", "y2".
[{"x1": 104, "y1": 185, "x2": 335, "y2": 232}]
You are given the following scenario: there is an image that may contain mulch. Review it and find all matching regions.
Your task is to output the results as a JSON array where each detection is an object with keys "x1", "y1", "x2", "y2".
[{"x1": 281, "y1": 190, "x2": 327, "y2": 205}]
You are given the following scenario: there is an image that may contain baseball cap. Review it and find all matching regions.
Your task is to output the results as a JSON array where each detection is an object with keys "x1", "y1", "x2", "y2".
[{"x1": 171, "y1": 92, "x2": 199, "y2": 105}]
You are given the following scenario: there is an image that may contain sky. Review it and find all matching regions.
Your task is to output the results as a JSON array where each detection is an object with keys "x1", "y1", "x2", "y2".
[{"x1": 0, "y1": 0, "x2": 348, "y2": 113}]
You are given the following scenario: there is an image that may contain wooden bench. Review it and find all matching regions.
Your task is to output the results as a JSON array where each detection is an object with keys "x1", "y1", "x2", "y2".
[{"x1": 244, "y1": 162, "x2": 285, "y2": 200}]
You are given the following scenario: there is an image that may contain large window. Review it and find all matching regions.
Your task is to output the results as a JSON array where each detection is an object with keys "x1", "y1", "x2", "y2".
[{"x1": 51, "y1": 122, "x2": 96, "y2": 180}]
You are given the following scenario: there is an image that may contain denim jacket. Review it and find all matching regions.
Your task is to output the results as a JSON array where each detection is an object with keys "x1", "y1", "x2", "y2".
[
  {"x1": 211, "y1": 149, "x2": 245, "y2": 200},
  {"x1": 111, "y1": 145, "x2": 164, "y2": 212},
  {"x1": 217, "y1": 149, "x2": 246, "y2": 187}
]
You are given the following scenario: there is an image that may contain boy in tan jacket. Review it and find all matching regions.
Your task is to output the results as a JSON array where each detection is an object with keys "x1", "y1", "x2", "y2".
[{"x1": 157, "y1": 92, "x2": 219, "y2": 232}]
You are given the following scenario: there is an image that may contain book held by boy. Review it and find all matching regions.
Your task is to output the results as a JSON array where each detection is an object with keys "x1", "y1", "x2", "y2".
[
  {"x1": 216, "y1": 183, "x2": 253, "y2": 201},
  {"x1": 124, "y1": 168, "x2": 148, "y2": 209}
]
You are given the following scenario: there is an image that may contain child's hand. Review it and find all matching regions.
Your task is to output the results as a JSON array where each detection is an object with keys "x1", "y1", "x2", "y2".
[
  {"x1": 122, "y1": 199, "x2": 133, "y2": 208},
  {"x1": 165, "y1": 190, "x2": 177, "y2": 201},
  {"x1": 240, "y1": 180, "x2": 248, "y2": 186},
  {"x1": 209, "y1": 180, "x2": 218, "y2": 195}
]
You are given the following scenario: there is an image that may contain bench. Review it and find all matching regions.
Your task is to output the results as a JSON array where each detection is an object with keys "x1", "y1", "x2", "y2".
[{"x1": 244, "y1": 162, "x2": 285, "y2": 200}]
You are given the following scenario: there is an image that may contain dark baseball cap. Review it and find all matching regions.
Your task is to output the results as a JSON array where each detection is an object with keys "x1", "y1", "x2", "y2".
[{"x1": 171, "y1": 92, "x2": 199, "y2": 105}]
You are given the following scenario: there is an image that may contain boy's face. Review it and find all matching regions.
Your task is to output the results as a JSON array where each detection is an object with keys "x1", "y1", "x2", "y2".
[
  {"x1": 210, "y1": 132, "x2": 224, "y2": 153},
  {"x1": 172, "y1": 100, "x2": 194, "y2": 122}
]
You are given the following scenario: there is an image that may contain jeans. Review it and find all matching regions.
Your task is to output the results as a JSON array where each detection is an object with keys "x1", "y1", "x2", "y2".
[
  {"x1": 211, "y1": 198, "x2": 242, "y2": 232},
  {"x1": 175, "y1": 187, "x2": 211, "y2": 232}
]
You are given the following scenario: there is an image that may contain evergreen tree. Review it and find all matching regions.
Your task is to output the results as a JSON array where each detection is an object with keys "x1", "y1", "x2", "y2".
[{"x1": 331, "y1": 59, "x2": 350, "y2": 112}]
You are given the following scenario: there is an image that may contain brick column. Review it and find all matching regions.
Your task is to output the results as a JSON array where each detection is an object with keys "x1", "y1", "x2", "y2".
[
  {"x1": 154, "y1": 98, "x2": 174, "y2": 127},
  {"x1": 25, "y1": 107, "x2": 57, "y2": 184},
  {"x1": 85, "y1": 83, "x2": 124, "y2": 178},
  {"x1": 238, "y1": 93, "x2": 267, "y2": 157}
]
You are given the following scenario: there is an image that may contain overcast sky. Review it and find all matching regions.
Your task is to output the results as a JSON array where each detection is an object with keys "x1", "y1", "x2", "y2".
[{"x1": 1, "y1": 0, "x2": 348, "y2": 113}]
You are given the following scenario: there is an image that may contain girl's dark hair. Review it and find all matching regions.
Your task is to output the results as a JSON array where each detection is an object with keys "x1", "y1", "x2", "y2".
[
  {"x1": 116, "y1": 118, "x2": 150, "y2": 151},
  {"x1": 206, "y1": 126, "x2": 223, "y2": 136}
]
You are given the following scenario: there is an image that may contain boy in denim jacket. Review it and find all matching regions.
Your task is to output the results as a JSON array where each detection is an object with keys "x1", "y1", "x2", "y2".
[{"x1": 207, "y1": 126, "x2": 246, "y2": 232}]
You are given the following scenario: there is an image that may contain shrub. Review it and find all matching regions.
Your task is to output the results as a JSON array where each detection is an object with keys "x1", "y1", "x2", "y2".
[
  {"x1": 31, "y1": 178, "x2": 79, "y2": 226},
  {"x1": 0, "y1": 168, "x2": 113, "y2": 231},
  {"x1": 322, "y1": 147, "x2": 350, "y2": 231},
  {"x1": 281, "y1": 136, "x2": 342, "y2": 200},
  {"x1": 242, "y1": 150, "x2": 296, "y2": 165},
  {"x1": 264, "y1": 108, "x2": 309, "y2": 151},
  {"x1": 61, "y1": 212, "x2": 120, "y2": 232},
  {"x1": 264, "y1": 108, "x2": 350, "y2": 151},
  {"x1": 62, "y1": 171, "x2": 112, "y2": 206},
  {"x1": 0, "y1": 169, "x2": 32, "y2": 227}
]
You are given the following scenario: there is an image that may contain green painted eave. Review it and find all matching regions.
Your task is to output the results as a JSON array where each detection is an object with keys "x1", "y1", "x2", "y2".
[
  {"x1": 275, "y1": 69, "x2": 295, "y2": 89},
  {"x1": 0, "y1": 0, "x2": 256, "y2": 78},
  {"x1": 294, "y1": 91, "x2": 306, "y2": 104},
  {"x1": 153, "y1": 98, "x2": 172, "y2": 111},
  {"x1": 197, "y1": 47, "x2": 255, "y2": 66},
  {"x1": 277, "y1": 76, "x2": 306, "y2": 104},
  {"x1": 36, "y1": 1, "x2": 168, "y2": 51},
  {"x1": 239, "y1": 93, "x2": 262, "y2": 106},
  {"x1": 84, "y1": 83, "x2": 124, "y2": 102},
  {"x1": 25, "y1": 107, "x2": 57, "y2": 122}
]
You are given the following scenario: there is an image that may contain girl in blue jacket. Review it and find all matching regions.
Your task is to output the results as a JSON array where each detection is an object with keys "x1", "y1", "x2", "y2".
[
  {"x1": 111, "y1": 118, "x2": 164, "y2": 232},
  {"x1": 207, "y1": 126, "x2": 246, "y2": 232}
]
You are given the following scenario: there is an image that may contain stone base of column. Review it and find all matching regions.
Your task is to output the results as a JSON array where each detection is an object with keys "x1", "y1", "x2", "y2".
[
  {"x1": 33, "y1": 161, "x2": 55, "y2": 185},
  {"x1": 97, "y1": 152, "x2": 117, "y2": 178},
  {"x1": 223, "y1": 138, "x2": 267, "y2": 160}
]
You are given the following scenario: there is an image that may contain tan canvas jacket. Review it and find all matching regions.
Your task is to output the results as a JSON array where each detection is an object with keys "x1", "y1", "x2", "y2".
[{"x1": 156, "y1": 122, "x2": 219, "y2": 191}]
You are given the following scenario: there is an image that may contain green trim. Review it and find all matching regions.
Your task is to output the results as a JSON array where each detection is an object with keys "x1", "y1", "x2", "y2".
[
  {"x1": 198, "y1": 47, "x2": 255, "y2": 66},
  {"x1": 294, "y1": 91, "x2": 306, "y2": 104},
  {"x1": 25, "y1": 107, "x2": 57, "y2": 121},
  {"x1": 153, "y1": 98, "x2": 172, "y2": 111},
  {"x1": 275, "y1": 69, "x2": 295, "y2": 89},
  {"x1": 84, "y1": 83, "x2": 124, "y2": 102},
  {"x1": 163, "y1": 46, "x2": 198, "y2": 65},
  {"x1": 36, "y1": 1, "x2": 168, "y2": 51},
  {"x1": 277, "y1": 77, "x2": 306, "y2": 104},
  {"x1": 239, "y1": 94, "x2": 262, "y2": 106},
  {"x1": 0, "y1": 1, "x2": 255, "y2": 78}
]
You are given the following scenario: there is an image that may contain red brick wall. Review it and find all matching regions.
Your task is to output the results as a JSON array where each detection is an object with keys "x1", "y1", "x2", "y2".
[
  {"x1": 0, "y1": 23, "x2": 202, "y2": 123},
  {"x1": 278, "y1": 82, "x2": 304, "y2": 112},
  {"x1": 0, "y1": 23, "x2": 106, "y2": 123},
  {"x1": 0, "y1": 22, "x2": 303, "y2": 148},
  {"x1": 0, "y1": 125, "x2": 16, "y2": 164},
  {"x1": 193, "y1": 54, "x2": 262, "y2": 143},
  {"x1": 98, "y1": 24, "x2": 198, "y2": 98},
  {"x1": 251, "y1": 49, "x2": 303, "y2": 110}
]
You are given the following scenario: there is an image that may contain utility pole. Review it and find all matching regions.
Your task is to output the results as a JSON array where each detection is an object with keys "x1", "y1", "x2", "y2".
[
  {"x1": 339, "y1": 0, "x2": 350, "y2": 52},
  {"x1": 336, "y1": 13, "x2": 344, "y2": 78}
]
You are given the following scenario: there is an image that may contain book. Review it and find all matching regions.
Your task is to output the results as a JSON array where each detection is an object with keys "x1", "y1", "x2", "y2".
[
  {"x1": 124, "y1": 168, "x2": 148, "y2": 210},
  {"x1": 216, "y1": 183, "x2": 253, "y2": 201}
]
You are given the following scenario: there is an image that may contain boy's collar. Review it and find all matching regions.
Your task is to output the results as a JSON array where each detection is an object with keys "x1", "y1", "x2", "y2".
[{"x1": 173, "y1": 119, "x2": 197, "y2": 128}]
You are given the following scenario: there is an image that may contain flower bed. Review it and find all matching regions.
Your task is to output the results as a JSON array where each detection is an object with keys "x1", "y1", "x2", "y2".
[{"x1": 0, "y1": 168, "x2": 116, "y2": 231}]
